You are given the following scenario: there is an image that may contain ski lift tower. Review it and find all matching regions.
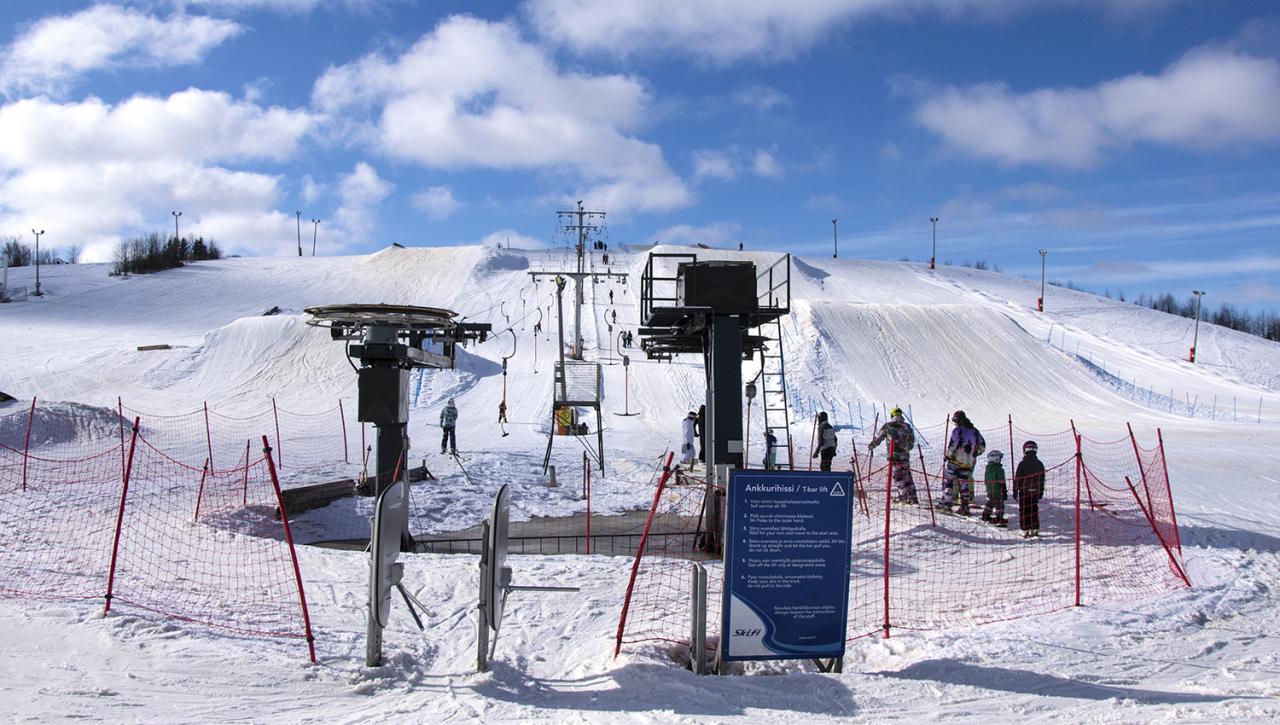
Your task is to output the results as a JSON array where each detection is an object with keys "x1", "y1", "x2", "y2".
[
  {"x1": 305, "y1": 304, "x2": 491, "y2": 546},
  {"x1": 638, "y1": 253, "x2": 790, "y2": 472}
]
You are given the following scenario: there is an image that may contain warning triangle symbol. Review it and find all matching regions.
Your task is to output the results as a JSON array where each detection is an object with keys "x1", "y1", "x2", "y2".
[{"x1": 829, "y1": 482, "x2": 846, "y2": 497}]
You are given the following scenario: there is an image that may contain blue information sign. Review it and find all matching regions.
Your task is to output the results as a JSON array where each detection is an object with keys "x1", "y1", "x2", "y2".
[{"x1": 721, "y1": 469, "x2": 855, "y2": 662}]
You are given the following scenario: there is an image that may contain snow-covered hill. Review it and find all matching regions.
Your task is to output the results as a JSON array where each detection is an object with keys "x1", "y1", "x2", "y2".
[{"x1": 1, "y1": 245, "x2": 1278, "y2": 722}]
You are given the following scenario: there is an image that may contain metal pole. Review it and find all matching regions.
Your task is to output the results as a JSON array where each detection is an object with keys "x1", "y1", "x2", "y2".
[
  {"x1": 929, "y1": 217, "x2": 938, "y2": 270},
  {"x1": 311, "y1": 218, "x2": 321, "y2": 256},
  {"x1": 831, "y1": 218, "x2": 838, "y2": 259},
  {"x1": 171, "y1": 210, "x2": 181, "y2": 242},
  {"x1": 1190, "y1": 290, "x2": 1205, "y2": 363},
  {"x1": 295, "y1": 210, "x2": 303, "y2": 256},
  {"x1": 31, "y1": 229, "x2": 44, "y2": 296},
  {"x1": 1038, "y1": 249, "x2": 1048, "y2": 312}
]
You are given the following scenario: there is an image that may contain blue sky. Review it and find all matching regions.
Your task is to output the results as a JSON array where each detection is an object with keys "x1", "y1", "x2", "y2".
[{"x1": 1, "y1": 1, "x2": 1278, "y2": 308}]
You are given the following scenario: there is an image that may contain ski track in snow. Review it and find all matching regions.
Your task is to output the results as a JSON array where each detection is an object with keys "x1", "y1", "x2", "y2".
[{"x1": 0, "y1": 245, "x2": 1278, "y2": 722}]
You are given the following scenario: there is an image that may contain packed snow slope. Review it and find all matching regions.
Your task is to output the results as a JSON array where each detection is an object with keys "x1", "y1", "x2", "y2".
[{"x1": 1, "y1": 244, "x2": 1279, "y2": 723}]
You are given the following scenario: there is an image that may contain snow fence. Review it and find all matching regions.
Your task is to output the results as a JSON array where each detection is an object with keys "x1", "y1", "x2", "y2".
[{"x1": 615, "y1": 420, "x2": 1188, "y2": 656}]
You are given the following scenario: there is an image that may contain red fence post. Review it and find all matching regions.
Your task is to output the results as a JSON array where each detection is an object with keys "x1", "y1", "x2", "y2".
[
  {"x1": 193, "y1": 459, "x2": 210, "y2": 522},
  {"x1": 203, "y1": 402, "x2": 215, "y2": 472},
  {"x1": 338, "y1": 400, "x2": 349, "y2": 464},
  {"x1": 1074, "y1": 434, "x2": 1082, "y2": 607},
  {"x1": 615, "y1": 451, "x2": 675, "y2": 657},
  {"x1": 262, "y1": 435, "x2": 317, "y2": 664},
  {"x1": 118, "y1": 396, "x2": 126, "y2": 478},
  {"x1": 272, "y1": 398, "x2": 282, "y2": 469},
  {"x1": 104, "y1": 417, "x2": 140, "y2": 615},
  {"x1": 917, "y1": 444, "x2": 937, "y2": 527},
  {"x1": 883, "y1": 439, "x2": 894, "y2": 639},
  {"x1": 21, "y1": 397, "x2": 35, "y2": 492},
  {"x1": 242, "y1": 439, "x2": 251, "y2": 506},
  {"x1": 1127, "y1": 422, "x2": 1156, "y2": 521},
  {"x1": 1156, "y1": 429, "x2": 1182, "y2": 555}
]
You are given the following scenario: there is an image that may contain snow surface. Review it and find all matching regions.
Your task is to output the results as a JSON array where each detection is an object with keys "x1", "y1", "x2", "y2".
[{"x1": 1, "y1": 244, "x2": 1279, "y2": 722}]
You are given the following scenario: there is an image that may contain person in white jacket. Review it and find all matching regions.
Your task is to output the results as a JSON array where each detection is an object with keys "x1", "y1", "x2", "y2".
[{"x1": 681, "y1": 411, "x2": 697, "y2": 467}]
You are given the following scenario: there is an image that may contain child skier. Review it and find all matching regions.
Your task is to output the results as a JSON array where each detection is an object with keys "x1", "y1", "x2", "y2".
[
  {"x1": 763, "y1": 428, "x2": 778, "y2": 470},
  {"x1": 812, "y1": 412, "x2": 837, "y2": 472},
  {"x1": 980, "y1": 450, "x2": 1008, "y2": 526},
  {"x1": 1013, "y1": 440, "x2": 1046, "y2": 538},
  {"x1": 868, "y1": 407, "x2": 918, "y2": 504}
]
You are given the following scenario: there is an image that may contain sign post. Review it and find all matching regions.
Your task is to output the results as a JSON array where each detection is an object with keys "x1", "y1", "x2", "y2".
[{"x1": 720, "y1": 469, "x2": 855, "y2": 671}]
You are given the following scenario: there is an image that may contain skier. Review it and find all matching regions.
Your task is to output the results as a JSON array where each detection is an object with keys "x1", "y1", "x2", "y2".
[
  {"x1": 609, "y1": 290, "x2": 614, "y2": 305},
  {"x1": 695, "y1": 405, "x2": 706, "y2": 466},
  {"x1": 763, "y1": 428, "x2": 778, "y2": 470},
  {"x1": 497, "y1": 400, "x2": 509, "y2": 437},
  {"x1": 868, "y1": 407, "x2": 917, "y2": 503},
  {"x1": 440, "y1": 398, "x2": 459, "y2": 455},
  {"x1": 534, "y1": 321, "x2": 542, "y2": 335},
  {"x1": 980, "y1": 450, "x2": 1008, "y2": 526},
  {"x1": 1013, "y1": 440, "x2": 1046, "y2": 538},
  {"x1": 812, "y1": 411, "x2": 837, "y2": 472},
  {"x1": 941, "y1": 410, "x2": 985, "y2": 515},
  {"x1": 680, "y1": 411, "x2": 698, "y2": 467},
  {"x1": 612, "y1": 309, "x2": 618, "y2": 324}
]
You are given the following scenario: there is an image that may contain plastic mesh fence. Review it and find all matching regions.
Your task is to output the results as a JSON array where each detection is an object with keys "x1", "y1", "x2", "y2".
[
  {"x1": 616, "y1": 422, "x2": 1189, "y2": 653},
  {"x1": 0, "y1": 430, "x2": 315, "y2": 660}
]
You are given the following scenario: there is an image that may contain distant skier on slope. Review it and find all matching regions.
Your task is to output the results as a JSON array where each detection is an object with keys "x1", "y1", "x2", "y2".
[
  {"x1": 941, "y1": 409, "x2": 985, "y2": 515},
  {"x1": 869, "y1": 406, "x2": 918, "y2": 503},
  {"x1": 1014, "y1": 440, "x2": 1046, "y2": 538},
  {"x1": 440, "y1": 398, "x2": 459, "y2": 455},
  {"x1": 812, "y1": 411, "x2": 837, "y2": 472},
  {"x1": 680, "y1": 410, "x2": 698, "y2": 467}
]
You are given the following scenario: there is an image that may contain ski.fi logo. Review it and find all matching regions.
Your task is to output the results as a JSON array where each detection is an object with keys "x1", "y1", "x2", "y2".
[{"x1": 733, "y1": 628, "x2": 762, "y2": 638}]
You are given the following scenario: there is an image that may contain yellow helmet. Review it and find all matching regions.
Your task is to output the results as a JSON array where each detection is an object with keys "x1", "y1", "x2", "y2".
[{"x1": 890, "y1": 406, "x2": 904, "y2": 419}]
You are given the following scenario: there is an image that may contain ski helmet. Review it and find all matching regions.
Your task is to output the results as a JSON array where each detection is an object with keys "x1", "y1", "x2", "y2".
[
  {"x1": 890, "y1": 407, "x2": 904, "y2": 419},
  {"x1": 1023, "y1": 440, "x2": 1038, "y2": 453},
  {"x1": 953, "y1": 409, "x2": 966, "y2": 422},
  {"x1": 818, "y1": 411, "x2": 828, "y2": 422},
  {"x1": 447, "y1": 398, "x2": 455, "y2": 406},
  {"x1": 987, "y1": 450, "x2": 1003, "y2": 461}
]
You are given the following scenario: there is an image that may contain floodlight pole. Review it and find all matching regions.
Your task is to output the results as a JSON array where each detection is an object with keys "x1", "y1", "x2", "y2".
[
  {"x1": 171, "y1": 210, "x2": 182, "y2": 242},
  {"x1": 31, "y1": 229, "x2": 45, "y2": 297},
  {"x1": 1190, "y1": 290, "x2": 1206, "y2": 363},
  {"x1": 929, "y1": 217, "x2": 939, "y2": 270},
  {"x1": 831, "y1": 218, "x2": 838, "y2": 259},
  {"x1": 1038, "y1": 249, "x2": 1048, "y2": 312},
  {"x1": 311, "y1": 218, "x2": 321, "y2": 256},
  {"x1": 295, "y1": 211, "x2": 303, "y2": 257}
]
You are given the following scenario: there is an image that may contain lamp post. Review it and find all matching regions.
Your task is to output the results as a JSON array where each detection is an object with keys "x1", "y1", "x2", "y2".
[
  {"x1": 831, "y1": 218, "x2": 838, "y2": 259},
  {"x1": 311, "y1": 218, "x2": 321, "y2": 256},
  {"x1": 31, "y1": 228, "x2": 45, "y2": 297},
  {"x1": 1190, "y1": 290, "x2": 1206, "y2": 363},
  {"x1": 929, "y1": 217, "x2": 939, "y2": 270},
  {"x1": 295, "y1": 211, "x2": 303, "y2": 257},
  {"x1": 1038, "y1": 249, "x2": 1048, "y2": 312},
  {"x1": 171, "y1": 210, "x2": 182, "y2": 243}
]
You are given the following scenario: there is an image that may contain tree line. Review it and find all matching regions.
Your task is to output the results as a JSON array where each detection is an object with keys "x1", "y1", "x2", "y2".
[
  {"x1": 1048, "y1": 280, "x2": 1280, "y2": 343},
  {"x1": 111, "y1": 232, "x2": 222, "y2": 275},
  {"x1": 1, "y1": 237, "x2": 80, "y2": 266}
]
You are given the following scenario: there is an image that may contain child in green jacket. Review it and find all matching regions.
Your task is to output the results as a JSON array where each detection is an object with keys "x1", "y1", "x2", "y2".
[{"x1": 980, "y1": 450, "x2": 1008, "y2": 527}]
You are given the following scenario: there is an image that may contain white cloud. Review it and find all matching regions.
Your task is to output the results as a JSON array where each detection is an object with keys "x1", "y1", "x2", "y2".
[
  {"x1": 732, "y1": 83, "x2": 790, "y2": 111},
  {"x1": 692, "y1": 150, "x2": 736, "y2": 181},
  {"x1": 300, "y1": 175, "x2": 324, "y2": 204},
  {"x1": 479, "y1": 229, "x2": 543, "y2": 249},
  {"x1": 806, "y1": 194, "x2": 844, "y2": 212},
  {"x1": 312, "y1": 15, "x2": 691, "y2": 214},
  {"x1": 752, "y1": 148, "x2": 783, "y2": 178},
  {"x1": 182, "y1": 0, "x2": 386, "y2": 12},
  {"x1": 332, "y1": 162, "x2": 393, "y2": 243},
  {"x1": 0, "y1": 89, "x2": 316, "y2": 259},
  {"x1": 880, "y1": 142, "x2": 903, "y2": 161},
  {"x1": 653, "y1": 221, "x2": 740, "y2": 247},
  {"x1": 0, "y1": 5, "x2": 241, "y2": 95},
  {"x1": 412, "y1": 185, "x2": 461, "y2": 220},
  {"x1": 912, "y1": 48, "x2": 1280, "y2": 168},
  {"x1": 525, "y1": 0, "x2": 1181, "y2": 64}
]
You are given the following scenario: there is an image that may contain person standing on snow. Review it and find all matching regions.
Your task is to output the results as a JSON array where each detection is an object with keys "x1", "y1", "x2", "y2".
[
  {"x1": 763, "y1": 428, "x2": 778, "y2": 470},
  {"x1": 497, "y1": 400, "x2": 509, "y2": 437},
  {"x1": 680, "y1": 411, "x2": 698, "y2": 467},
  {"x1": 812, "y1": 412, "x2": 837, "y2": 472},
  {"x1": 440, "y1": 398, "x2": 459, "y2": 455},
  {"x1": 869, "y1": 407, "x2": 918, "y2": 503},
  {"x1": 941, "y1": 409, "x2": 985, "y2": 515},
  {"x1": 980, "y1": 450, "x2": 1008, "y2": 526},
  {"x1": 695, "y1": 405, "x2": 706, "y2": 466},
  {"x1": 609, "y1": 290, "x2": 614, "y2": 305},
  {"x1": 1013, "y1": 440, "x2": 1046, "y2": 538}
]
